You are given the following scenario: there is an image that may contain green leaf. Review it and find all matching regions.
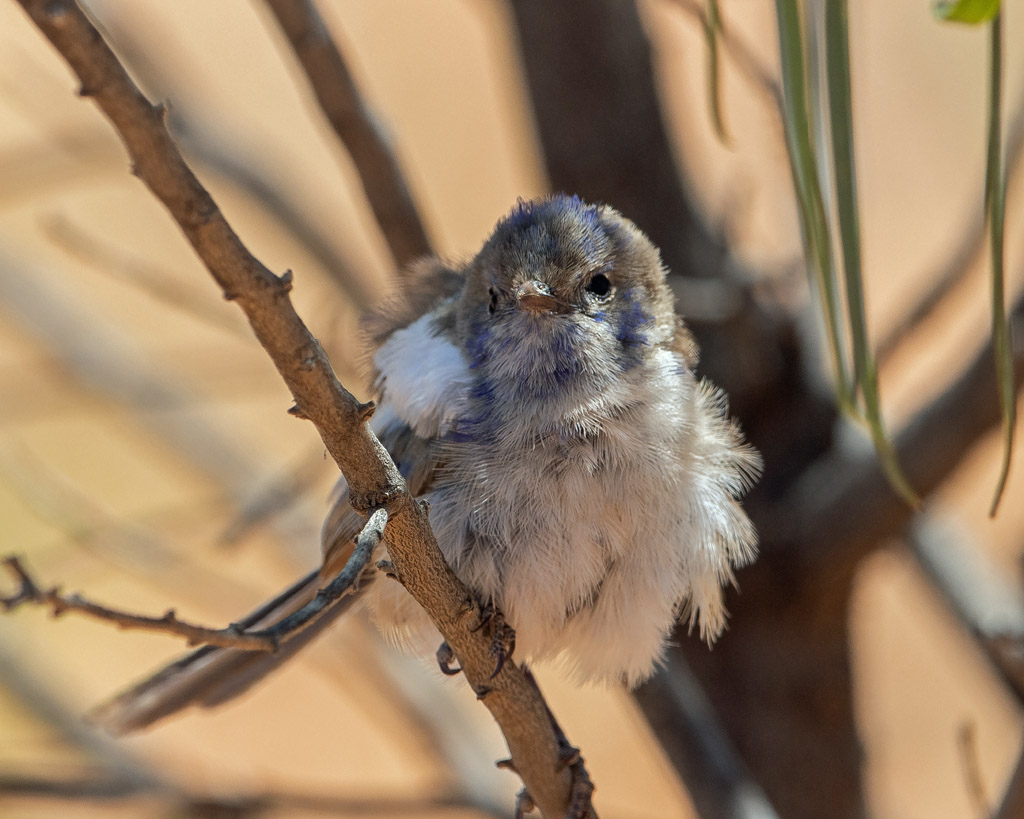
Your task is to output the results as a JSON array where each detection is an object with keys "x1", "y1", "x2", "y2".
[
  {"x1": 703, "y1": 0, "x2": 731, "y2": 145},
  {"x1": 825, "y1": 0, "x2": 920, "y2": 507},
  {"x1": 774, "y1": 0, "x2": 853, "y2": 411},
  {"x1": 933, "y1": 0, "x2": 1000, "y2": 24},
  {"x1": 982, "y1": 13, "x2": 1015, "y2": 515}
]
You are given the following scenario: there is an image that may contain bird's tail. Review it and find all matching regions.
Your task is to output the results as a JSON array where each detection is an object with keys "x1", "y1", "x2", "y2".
[{"x1": 88, "y1": 566, "x2": 372, "y2": 734}]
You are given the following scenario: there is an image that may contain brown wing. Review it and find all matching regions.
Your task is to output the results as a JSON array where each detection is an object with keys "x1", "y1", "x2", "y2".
[
  {"x1": 320, "y1": 415, "x2": 444, "y2": 578},
  {"x1": 361, "y1": 257, "x2": 464, "y2": 350},
  {"x1": 89, "y1": 568, "x2": 339, "y2": 734}
]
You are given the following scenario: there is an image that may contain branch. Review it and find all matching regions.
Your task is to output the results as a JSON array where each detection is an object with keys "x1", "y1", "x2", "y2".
[
  {"x1": 1, "y1": 555, "x2": 269, "y2": 649},
  {"x1": 508, "y1": 0, "x2": 726, "y2": 281},
  {"x1": 262, "y1": 0, "x2": 432, "y2": 270},
  {"x1": 0, "y1": 772, "x2": 498, "y2": 817},
  {"x1": 59, "y1": 9, "x2": 380, "y2": 310},
  {"x1": 909, "y1": 513, "x2": 1024, "y2": 706},
  {"x1": 634, "y1": 655, "x2": 780, "y2": 819},
  {"x1": 996, "y1": 743, "x2": 1024, "y2": 819},
  {"x1": 1, "y1": 509, "x2": 382, "y2": 650},
  {"x1": 13, "y1": 2, "x2": 588, "y2": 815},
  {"x1": 774, "y1": 287, "x2": 1024, "y2": 569},
  {"x1": 663, "y1": 0, "x2": 784, "y2": 116}
]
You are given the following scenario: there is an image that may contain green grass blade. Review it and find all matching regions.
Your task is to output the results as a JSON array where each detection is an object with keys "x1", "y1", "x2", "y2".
[
  {"x1": 774, "y1": 0, "x2": 853, "y2": 409},
  {"x1": 824, "y1": 0, "x2": 919, "y2": 506},
  {"x1": 703, "y1": 0, "x2": 730, "y2": 145},
  {"x1": 933, "y1": 0, "x2": 1000, "y2": 24},
  {"x1": 984, "y1": 12, "x2": 1015, "y2": 515}
]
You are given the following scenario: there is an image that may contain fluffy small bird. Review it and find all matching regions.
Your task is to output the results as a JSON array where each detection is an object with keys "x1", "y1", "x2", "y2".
[{"x1": 94, "y1": 195, "x2": 760, "y2": 733}]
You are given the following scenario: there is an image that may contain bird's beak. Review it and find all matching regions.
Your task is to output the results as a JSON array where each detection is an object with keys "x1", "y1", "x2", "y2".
[{"x1": 515, "y1": 280, "x2": 569, "y2": 314}]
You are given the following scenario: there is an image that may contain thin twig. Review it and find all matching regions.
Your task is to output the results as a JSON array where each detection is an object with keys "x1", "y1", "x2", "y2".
[
  {"x1": 256, "y1": 506, "x2": 385, "y2": 642},
  {"x1": 13, "y1": 3, "x2": 591, "y2": 815},
  {"x1": 1, "y1": 555, "x2": 274, "y2": 650},
  {"x1": 664, "y1": 0, "x2": 784, "y2": 115},
  {"x1": 0, "y1": 508, "x2": 384, "y2": 651},
  {"x1": 956, "y1": 722, "x2": 990, "y2": 819},
  {"x1": 262, "y1": 0, "x2": 432, "y2": 271}
]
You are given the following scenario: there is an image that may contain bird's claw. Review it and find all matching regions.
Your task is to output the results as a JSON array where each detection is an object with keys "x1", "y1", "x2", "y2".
[
  {"x1": 566, "y1": 765, "x2": 596, "y2": 819},
  {"x1": 469, "y1": 597, "x2": 497, "y2": 632},
  {"x1": 514, "y1": 788, "x2": 536, "y2": 818},
  {"x1": 435, "y1": 641, "x2": 462, "y2": 676},
  {"x1": 457, "y1": 594, "x2": 516, "y2": 679},
  {"x1": 557, "y1": 741, "x2": 581, "y2": 772},
  {"x1": 488, "y1": 614, "x2": 516, "y2": 679}
]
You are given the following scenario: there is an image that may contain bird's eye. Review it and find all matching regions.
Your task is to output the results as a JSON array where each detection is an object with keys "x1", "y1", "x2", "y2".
[
  {"x1": 488, "y1": 287, "x2": 498, "y2": 314},
  {"x1": 585, "y1": 273, "x2": 612, "y2": 299}
]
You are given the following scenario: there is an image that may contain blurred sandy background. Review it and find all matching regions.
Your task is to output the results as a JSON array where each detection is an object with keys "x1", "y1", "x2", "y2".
[{"x1": 0, "y1": 1, "x2": 1022, "y2": 817}]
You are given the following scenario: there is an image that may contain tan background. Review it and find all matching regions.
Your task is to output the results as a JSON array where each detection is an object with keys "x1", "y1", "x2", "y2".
[{"x1": 1, "y1": 1, "x2": 1023, "y2": 817}]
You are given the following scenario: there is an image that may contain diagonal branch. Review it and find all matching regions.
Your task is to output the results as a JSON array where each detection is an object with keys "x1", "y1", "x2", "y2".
[
  {"x1": 0, "y1": 772, "x2": 499, "y2": 817},
  {"x1": 634, "y1": 654, "x2": 781, "y2": 819},
  {"x1": 774, "y1": 286, "x2": 1024, "y2": 569},
  {"x1": 996, "y1": 744, "x2": 1024, "y2": 819},
  {"x1": 262, "y1": 0, "x2": 432, "y2": 271},
  {"x1": 12, "y1": 2, "x2": 589, "y2": 816},
  {"x1": 908, "y1": 513, "x2": 1024, "y2": 707}
]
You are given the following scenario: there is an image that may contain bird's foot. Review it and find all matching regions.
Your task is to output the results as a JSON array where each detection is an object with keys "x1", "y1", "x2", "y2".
[
  {"x1": 486, "y1": 610, "x2": 516, "y2": 679},
  {"x1": 565, "y1": 754, "x2": 595, "y2": 819},
  {"x1": 457, "y1": 594, "x2": 516, "y2": 679},
  {"x1": 514, "y1": 788, "x2": 536, "y2": 818},
  {"x1": 470, "y1": 598, "x2": 516, "y2": 678},
  {"x1": 435, "y1": 640, "x2": 462, "y2": 676}
]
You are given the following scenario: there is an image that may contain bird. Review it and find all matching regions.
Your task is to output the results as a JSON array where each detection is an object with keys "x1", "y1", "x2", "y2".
[{"x1": 91, "y1": 194, "x2": 760, "y2": 734}]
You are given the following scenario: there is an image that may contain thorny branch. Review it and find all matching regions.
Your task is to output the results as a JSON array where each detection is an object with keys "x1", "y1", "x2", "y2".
[
  {"x1": 12, "y1": 1, "x2": 591, "y2": 816},
  {"x1": 0, "y1": 508, "x2": 385, "y2": 651}
]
